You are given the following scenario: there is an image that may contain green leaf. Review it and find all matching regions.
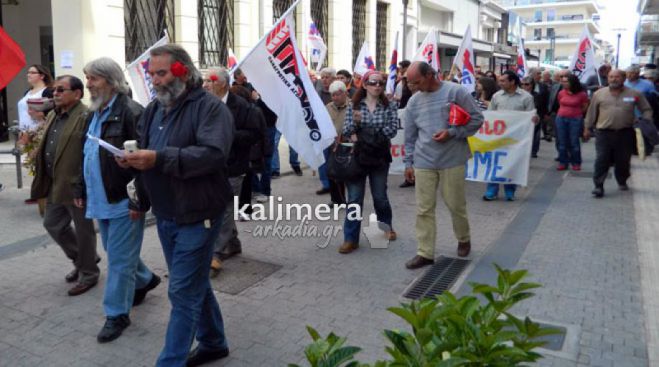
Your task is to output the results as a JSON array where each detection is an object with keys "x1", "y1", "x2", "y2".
[
  {"x1": 507, "y1": 269, "x2": 528, "y2": 286},
  {"x1": 437, "y1": 357, "x2": 471, "y2": 367},
  {"x1": 388, "y1": 307, "x2": 419, "y2": 329},
  {"x1": 320, "y1": 346, "x2": 362, "y2": 367},
  {"x1": 307, "y1": 326, "x2": 322, "y2": 341}
]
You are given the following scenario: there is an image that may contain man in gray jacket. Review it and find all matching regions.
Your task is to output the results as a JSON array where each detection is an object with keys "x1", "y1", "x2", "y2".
[{"x1": 403, "y1": 62, "x2": 484, "y2": 269}]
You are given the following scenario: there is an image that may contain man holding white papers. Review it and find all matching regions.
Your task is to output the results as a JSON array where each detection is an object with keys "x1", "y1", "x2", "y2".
[{"x1": 74, "y1": 57, "x2": 159, "y2": 344}]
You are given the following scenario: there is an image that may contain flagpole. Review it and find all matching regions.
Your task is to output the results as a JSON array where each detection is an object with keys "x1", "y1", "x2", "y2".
[{"x1": 230, "y1": 0, "x2": 302, "y2": 75}]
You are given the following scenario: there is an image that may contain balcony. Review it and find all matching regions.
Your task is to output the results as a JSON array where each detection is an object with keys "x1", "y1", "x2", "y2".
[{"x1": 638, "y1": 15, "x2": 659, "y2": 45}]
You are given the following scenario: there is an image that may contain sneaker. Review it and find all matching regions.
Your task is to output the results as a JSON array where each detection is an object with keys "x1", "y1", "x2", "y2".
[
  {"x1": 133, "y1": 274, "x2": 161, "y2": 306},
  {"x1": 254, "y1": 194, "x2": 268, "y2": 203},
  {"x1": 556, "y1": 164, "x2": 568, "y2": 171},
  {"x1": 571, "y1": 164, "x2": 581, "y2": 171},
  {"x1": 482, "y1": 195, "x2": 497, "y2": 201},
  {"x1": 97, "y1": 314, "x2": 130, "y2": 343},
  {"x1": 293, "y1": 166, "x2": 303, "y2": 176}
]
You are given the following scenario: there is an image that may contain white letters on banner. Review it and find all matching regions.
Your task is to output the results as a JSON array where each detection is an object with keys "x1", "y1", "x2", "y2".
[{"x1": 390, "y1": 110, "x2": 534, "y2": 187}]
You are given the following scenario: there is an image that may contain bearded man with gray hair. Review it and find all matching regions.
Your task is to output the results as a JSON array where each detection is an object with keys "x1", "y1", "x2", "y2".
[
  {"x1": 118, "y1": 45, "x2": 234, "y2": 366},
  {"x1": 74, "y1": 57, "x2": 160, "y2": 343}
]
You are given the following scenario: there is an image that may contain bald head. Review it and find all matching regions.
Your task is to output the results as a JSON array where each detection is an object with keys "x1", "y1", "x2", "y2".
[{"x1": 406, "y1": 61, "x2": 438, "y2": 92}]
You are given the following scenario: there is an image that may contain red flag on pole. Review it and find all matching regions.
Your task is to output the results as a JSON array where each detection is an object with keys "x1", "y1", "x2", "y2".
[{"x1": 0, "y1": 25, "x2": 26, "y2": 90}]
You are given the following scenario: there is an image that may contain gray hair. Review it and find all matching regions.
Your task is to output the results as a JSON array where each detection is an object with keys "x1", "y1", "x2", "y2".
[
  {"x1": 319, "y1": 67, "x2": 336, "y2": 78},
  {"x1": 328, "y1": 80, "x2": 346, "y2": 94},
  {"x1": 208, "y1": 67, "x2": 230, "y2": 86},
  {"x1": 528, "y1": 67, "x2": 541, "y2": 76},
  {"x1": 626, "y1": 65, "x2": 641, "y2": 74},
  {"x1": 83, "y1": 57, "x2": 129, "y2": 94},
  {"x1": 150, "y1": 44, "x2": 203, "y2": 89}
]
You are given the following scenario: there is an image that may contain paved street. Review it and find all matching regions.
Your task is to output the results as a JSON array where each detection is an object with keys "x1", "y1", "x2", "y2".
[{"x1": 1, "y1": 138, "x2": 658, "y2": 366}]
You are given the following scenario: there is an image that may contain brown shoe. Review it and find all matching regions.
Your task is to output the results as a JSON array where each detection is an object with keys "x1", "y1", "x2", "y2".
[
  {"x1": 211, "y1": 258, "x2": 222, "y2": 271},
  {"x1": 68, "y1": 282, "x2": 97, "y2": 296},
  {"x1": 405, "y1": 255, "x2": 434, "y2": 269},
  {"x1": 386, "y1": 231, "x2": 397, "y2": 241},
  {"x1": 338, "y1": 242, "x2": 358, "y2": 254},
  {"x1": 457, "y1": 241, "x2": 471, "y2": 257}
]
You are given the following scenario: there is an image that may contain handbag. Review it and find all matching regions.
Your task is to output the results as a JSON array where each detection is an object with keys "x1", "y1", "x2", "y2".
[
  {"x1": 355, "y1": 126, "x2": 391, "y2": 168},
  {"x1": 327, "y1": 142, "x2": 364, "y2": 181}
]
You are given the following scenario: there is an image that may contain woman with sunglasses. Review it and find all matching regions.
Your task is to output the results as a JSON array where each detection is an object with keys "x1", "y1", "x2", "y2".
[
  {"x1": 339, "y1": 70, "x2": 399, "y2": 254},
  {"x1": 17, "y1": 64, "x2": 54, "y2": 131}
]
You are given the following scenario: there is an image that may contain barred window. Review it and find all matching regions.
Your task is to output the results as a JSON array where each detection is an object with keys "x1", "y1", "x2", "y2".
[
  {"x1": 310, "y1": 0, "x2": 328, "y2": 68},
  {"x1": 124, "y1": 0, "x2": 175, "y2": 62},
  {"x1": 375, "y1": 2, "x2": 388, "y2": 71},
  {"x1": 273, "y1": 0, "x2": 295, "y2": 21},
  {"x1": 198, "y1": 0, "x2": 234, "y2": 68},
  {"x1": 352, "y1": 0, "x2": 367, "y2": 68}
]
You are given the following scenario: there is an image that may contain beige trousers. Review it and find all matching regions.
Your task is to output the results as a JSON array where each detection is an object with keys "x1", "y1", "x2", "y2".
[{"x1": 414, "y1": 166, "x2": 471, "y2": 259}]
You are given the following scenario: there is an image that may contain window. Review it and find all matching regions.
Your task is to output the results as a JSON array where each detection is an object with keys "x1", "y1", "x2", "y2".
[
  {"x1": 198, "y1": 0, "x2": 234, "y2": 68},
  {"x1": 547, "y1": 28, "x2": 555, "y2": 39},
  {"x1": 545, "y1": 48, "x2": 554, "y2": 63},
  {"x1": 534, "y1": 10, "x2": 542, "y2": 22},
  {"x1": 352, "y1": 0, "x2": 367, "y2": 67},
  {"x1": 375, "y1": 2, "x2": 388, "y2": 71},
  {"x1": 534, "y1": 28, "x2": 542, "y2": 41},
  {"x1": 273, "y1": 0, "x2": 295, "y2": 21},
  {"x1": 547, "y1": 9, "x2": 556, "y2": 21},
  {"x1": 310, "y1": 0, "x2": 328, "y2": 67},
  {"x1": 124, "y1": 0, "x2": 175, "y2": 61}
]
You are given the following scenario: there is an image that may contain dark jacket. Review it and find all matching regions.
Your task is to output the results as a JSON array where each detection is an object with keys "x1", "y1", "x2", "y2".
[
  {"x1": 535, "y1": 82, "x2": 550, "y2": 119},
  {"x1": 31, "y1": 102, "x2": 89, "y2": 204},
  {"x1": 73, "y1": 93, "x2": 143, "y2": 203},
  {"x1": 225, "y1": 92, "x2": 262, "y2": 177},
  {"x1": 134, "y1": 87, "x2": 235, "y2": 225}
]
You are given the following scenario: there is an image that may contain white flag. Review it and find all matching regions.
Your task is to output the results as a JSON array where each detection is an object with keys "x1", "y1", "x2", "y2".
[
  {"x1": 308, "y1": 21, "x2": 327, "y2": 72},
  {"x1": 239, "y1": 12, "x2": 336, "y2": 170},
  {"x1": 516, "y1": 35, "x2": 528, "y2": 78},
  {"x1": 227, "y1": 48, "x2": 238, "y2": 70},
  {"x1": 569, "y1": 26, "x2": 598, "y2": 84},
  {"x1": 386, "y1": 32, "x2": 399, "y2": 96},
  {"x1": 126, "y1": 35, "x2": 169, "y2": 107},
  {"x1": 353, "y1": 41, "x2": 376, "y2": 76},
  {"x1": 452, "y1": 26, "x2": 476, "y2": 93},
  {"x1": 413, "y1": 27, "x2": 441, "y2": 72}
]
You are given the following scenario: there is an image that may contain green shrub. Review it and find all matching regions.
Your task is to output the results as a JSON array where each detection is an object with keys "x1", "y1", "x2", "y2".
[{"x1": 290, "y1": 265, "x2": 561, "y2": 367}]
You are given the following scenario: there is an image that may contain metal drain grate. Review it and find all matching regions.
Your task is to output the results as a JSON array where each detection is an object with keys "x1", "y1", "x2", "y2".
[{"x1": 403, "y1": 256, "x2": 470, "y2": 300}]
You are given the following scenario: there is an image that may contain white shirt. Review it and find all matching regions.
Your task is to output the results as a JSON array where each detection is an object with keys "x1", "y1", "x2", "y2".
[{"x1": 17, "y1": 87, "x2": 46, "y2": 131}]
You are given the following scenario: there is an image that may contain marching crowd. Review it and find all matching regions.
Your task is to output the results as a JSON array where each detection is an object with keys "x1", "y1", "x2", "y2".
[{"x1": 10, "y1": 40, "x2": 658, "y2": 366}]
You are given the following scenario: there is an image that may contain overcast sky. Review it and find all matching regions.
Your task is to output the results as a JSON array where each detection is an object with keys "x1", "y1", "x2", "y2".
[{"x1": 597, "y1": 0, "x2": 641, "y2": 67}]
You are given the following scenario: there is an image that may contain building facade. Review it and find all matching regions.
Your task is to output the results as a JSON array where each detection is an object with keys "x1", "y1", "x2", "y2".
[
  {"x1": 496, "y1": 0, "x2": 601, "y2": 68},
  {"x1": 636, "y1": 0, "x2": 659, "y2": 66},
  {"x1": 2, "y1": 0, "x2": 515, "y2": 126}
]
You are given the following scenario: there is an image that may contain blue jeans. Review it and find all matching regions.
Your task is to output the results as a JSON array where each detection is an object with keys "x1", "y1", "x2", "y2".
[
  {"x1": 317, "y1": 148, "x2": 330, "y2": 189},
  {"x1": 97, "y1": 215, "x2": 152, "y2": 317},
  {"x1": 272, "y1": 129, "x2": 300, "y2": 173},
  {"x1": 253, "y1": 127, "x2": 276, "y2": 196},
  {"x1": 343, "y1": 165, "x2": 393, "y2": 243},
  {"x1": 555, "y1": 116, "x2": 583, "y2": 165},
  {"x1": 155, "y1": 214, "x2": 228, "y2": 366},
  {"x1": 485, "y1": 183, "x2": 517, "y2": 199}
]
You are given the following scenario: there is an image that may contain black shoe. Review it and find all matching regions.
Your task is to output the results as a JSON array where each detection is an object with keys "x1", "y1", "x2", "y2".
[
  {"x1": 293, "y1": 166, "x2": 303, "y2": 176},
  {"x1": 316, "y1": 188, "x2": 330, "y2": 195},
  {"x1": 186, "y1": 346, "x2": 229, "y2": 367},
  {"x1": 218, "y1": 247, "x2": 242, "y2": 261},
  {"x1": 65, "y1": 269, "x2": 78, "y2": 283},
  {"x1": 619, "y1": 184, "x2": 629, "y2": 191},
  {"x1": 97, "y1": 314, "x2": 130, "y2": 343},
  {"x1": 399, "y1": 180, "x2": 415, "y2": 188},
  {"x1": 592, "y1": 187, "x2": 604, "y2": 198},
  {"x1": 531, "y1": 153, "x2": 538, "y2": 158},
  {"x1": 271, "y1": 171, "x2": 280, "y2": 179},
  {"x1": 133, "y1": 274, "x2": 161, "y2": 306}
]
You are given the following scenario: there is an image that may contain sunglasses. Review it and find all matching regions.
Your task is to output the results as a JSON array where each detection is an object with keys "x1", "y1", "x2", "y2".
[
  {"x1": 365, "y1": 80, "x2": 386, "y2": 87},
  {"x1": 54, "y1": 87, "x2": 74, "y2": 93},
  {"x1": 521, "y1": 83, "x2": 531, "y2": 86}
]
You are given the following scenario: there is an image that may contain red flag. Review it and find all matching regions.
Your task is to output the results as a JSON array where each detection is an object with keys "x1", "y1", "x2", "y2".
[{"x1": 0, "y1": 26, "x2": 26, "y2": 90}]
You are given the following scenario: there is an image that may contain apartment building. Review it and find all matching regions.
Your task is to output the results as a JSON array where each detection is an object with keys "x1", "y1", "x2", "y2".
[
  {"x1": 636, "y1": 0, "x2": 659, "y2": 66},
  {"x1": 496, "y1": 0, "x2": 601, "y2": 68}
]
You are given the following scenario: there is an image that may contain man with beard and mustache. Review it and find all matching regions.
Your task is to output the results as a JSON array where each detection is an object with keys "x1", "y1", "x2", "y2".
[
  {"x1": 118, "y1": 45, "x2": 234, "y2": 367},
  {"x1": 74, "y1": 57, "x2": 160, "y2": 343},
  {"x1": 584, "y1": 69, "x2": 653, "y2": 198}
]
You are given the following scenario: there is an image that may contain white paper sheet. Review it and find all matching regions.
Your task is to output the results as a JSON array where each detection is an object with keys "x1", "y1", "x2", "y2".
[{"x1": 86, "y1": 134, "x2": 125, "y2": 158}]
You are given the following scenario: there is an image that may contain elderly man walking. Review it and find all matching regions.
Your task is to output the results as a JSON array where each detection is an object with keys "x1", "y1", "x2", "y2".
[
  {"x1": 120, "y1": 45, "x2": 234, "y2": 367},
  {"x1": 403, "y1": 61, "x2": 484, "y2": 269},
  {"x1": 31, "y1": 75, "x2": 99, "y2": 295},
  {"x1": 584, "y1": 69, "x2": 653, "y2": 197},
  {"x1": 75, "y1": 58, "x2": 160, "y2": 343}
]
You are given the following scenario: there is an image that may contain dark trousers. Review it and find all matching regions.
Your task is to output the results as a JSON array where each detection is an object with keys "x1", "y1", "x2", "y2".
[
  {"x1": 329, "y1": 179, "x2": 346, "y2": 204},
  {"x1": 593, "y1": 128, "x2": 635, "y2": 188},
  {"x1": 43, "y1": 200, "x2": 99, "y2": 285}
]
